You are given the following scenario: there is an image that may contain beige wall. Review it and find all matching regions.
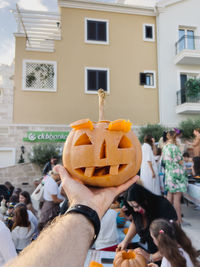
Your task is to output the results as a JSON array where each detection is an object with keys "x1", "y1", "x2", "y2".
[{"x1": 14, "y1": 7, "x2": 158, "y2": 126}]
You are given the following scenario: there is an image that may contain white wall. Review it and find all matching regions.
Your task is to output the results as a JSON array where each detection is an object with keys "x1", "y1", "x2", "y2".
[{"x1": 157, "y1": 0, "x2": 200, "y2": 126}]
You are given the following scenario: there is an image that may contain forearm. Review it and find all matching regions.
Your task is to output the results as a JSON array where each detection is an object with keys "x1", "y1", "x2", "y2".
[
  {"x1": 147, "y1": 162, "x2": 155, "y2": 176},
  {"x1": 6, "y1": 213, "x2": 94, "y2": 267},
  {"x1": 151, "y1": 251, "x2": 162, "y2": 262},
  {"x1": 123, "y1": 222, "x2": 136, "y2": 244}
]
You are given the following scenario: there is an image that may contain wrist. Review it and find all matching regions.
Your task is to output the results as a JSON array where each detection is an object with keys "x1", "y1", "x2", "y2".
[
  {"x1": 65, "y1": 204, "x2": 101, "y2": 243},
  {"x1": 149, "y1": 254, "x2": 154, "y2": 263}
]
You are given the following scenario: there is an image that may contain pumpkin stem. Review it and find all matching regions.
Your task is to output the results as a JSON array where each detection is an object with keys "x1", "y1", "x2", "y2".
[{"x1": 98, "y1": 88, "x2": 106, "y2": 121}]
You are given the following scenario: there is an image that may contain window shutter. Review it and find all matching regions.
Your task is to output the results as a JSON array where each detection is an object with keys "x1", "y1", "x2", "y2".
[{"x1": 140, "y1": 73, "x2": 146, "y2": 85}]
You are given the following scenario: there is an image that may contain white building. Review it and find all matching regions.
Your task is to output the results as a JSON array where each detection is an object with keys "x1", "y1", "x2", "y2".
[{"x1": 156, "y1": 0, "x2": 200, "y2": 126}]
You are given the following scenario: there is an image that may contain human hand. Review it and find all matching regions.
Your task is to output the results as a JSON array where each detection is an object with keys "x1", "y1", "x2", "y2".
[
  {"x1": 152, "y1": 171, "x2": 156, "y2": 178},
  {"x1": 148, "y1": 264, "x2": 158, "y2": 267},
  {"x1": 116, "y1": 240, "x2": 128, "y2": 251},
  {"x1": 134, "y1": 248, "x2": 150, "y2": 261},
  {"x1": 54, "y1": 165, "x2": 139, "y2": 219}
]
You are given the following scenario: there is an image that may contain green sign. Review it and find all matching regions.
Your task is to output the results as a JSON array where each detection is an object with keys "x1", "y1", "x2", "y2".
[{"x1": 23, "y1": 131, "x2": 69, "y2": 142}]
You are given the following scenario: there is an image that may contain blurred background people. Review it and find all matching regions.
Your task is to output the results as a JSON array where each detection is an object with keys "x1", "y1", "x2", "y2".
[
  {"x1": 162, "y1": 131, "x2": 187, "y2": 225},
  {"x1": 19, "y1": 191, "x2": 36, "y2": 216},
  {"x1": 0, "y1": 217, "x2": 17, "y2": 266},
  {"x1": 183, "y1": 152, "x2": 193, "y2": 178},
  {"x1": 11, "y1": 204, "x2": 34, "y2": 253},
  {"x1": 42, "y1": 156, "x2": 58, "y2": 176},
  {"x1": 38, "y1": 171, "x2": 63, "y2": 231},
  {"x1": 140, "y1": 135, "x2": 161, "y2": 195}
]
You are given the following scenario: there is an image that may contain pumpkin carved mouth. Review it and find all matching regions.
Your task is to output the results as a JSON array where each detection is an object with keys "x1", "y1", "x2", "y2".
[{"x1": 75, "y1": 164, "x2": 128, "y2": 177}]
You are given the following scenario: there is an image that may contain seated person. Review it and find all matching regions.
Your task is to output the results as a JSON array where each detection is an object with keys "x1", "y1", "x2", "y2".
[
  {"x1": 94, "y1": 209, "x2": 119, "y2": 251},
  {"x1": 192, "y1": 156, "x2": 200, "y2": 178},
  {"x1": 183, "y1": 152, "x2": 193, "y2": 178}
]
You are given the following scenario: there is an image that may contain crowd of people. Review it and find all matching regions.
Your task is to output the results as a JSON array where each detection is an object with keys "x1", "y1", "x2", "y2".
[
  {"x1": 0, "y1": 128, "x2": 199, "y2": 266},
  {"x1": 140, "y1": 127, "x2": 200, "y2": 225}
]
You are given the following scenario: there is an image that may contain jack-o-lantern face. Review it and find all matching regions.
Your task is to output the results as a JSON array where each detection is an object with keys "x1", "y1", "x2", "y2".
[{"x1": 62, "y1": 119, "x2": 142, "y2": 187}]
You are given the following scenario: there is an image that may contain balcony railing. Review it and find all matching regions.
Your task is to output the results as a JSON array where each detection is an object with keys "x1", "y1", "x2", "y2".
[
  {"x1": 177, "y1": 89, "x2": 200, "y2": 105},
  {"x1": 175, "y1": 35, "x2": 200, "y2": 55}
]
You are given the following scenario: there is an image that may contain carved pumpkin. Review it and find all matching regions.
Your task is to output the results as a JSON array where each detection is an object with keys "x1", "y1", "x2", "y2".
[
  {"x1": 114, "y1": 250, "x2": 147, "y2": 267},
  {"x1": 63, "y1": 118, "x2": 142, "y2": 187}
]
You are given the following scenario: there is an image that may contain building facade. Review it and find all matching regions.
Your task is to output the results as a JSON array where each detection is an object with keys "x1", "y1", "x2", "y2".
[{"x1": 157, "y1": 0, "x2": 200, "y2": 126}]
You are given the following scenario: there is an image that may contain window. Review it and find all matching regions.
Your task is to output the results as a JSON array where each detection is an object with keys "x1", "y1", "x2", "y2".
[
  {"x1": 140, "y1": 71, "x2": 156, "y2": 88},
  {"x1": 143, "y1": 24, "x2": 155, "y2": 42},
  {"x1": 178, "y1": 28, "x2": 195, "y2": 52},
  {"x1": 85, "y1": 18, "x2": 109, "y2": 44},
  {"x1": 85, "y1": 67, "x2": 110, "y2": 94},
  {"x1": 22, "y1": 60, "x2": 57, "y2": 92}
]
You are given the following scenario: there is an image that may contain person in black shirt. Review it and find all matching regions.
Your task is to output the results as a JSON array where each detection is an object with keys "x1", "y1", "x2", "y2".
[
  {"x1": 42, "y1": 157, "x2": 58, "y2": 176},
  {"x1": 117, "y1": 183, "x2": 177, "y2": 263}
]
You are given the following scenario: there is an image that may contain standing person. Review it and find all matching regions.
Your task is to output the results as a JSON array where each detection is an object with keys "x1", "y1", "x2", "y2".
[
  {"x1": 0, "y1": 218, "x2": 17, "y2": 266},
  {"x1": 140, "y1": 135, "x2": 161, "y2": 195},
  {"x1": 117, "y1": 184, "x2": 177, "y2": 263},
  {"x1": 19, "y1": 191, "x2": 36, "y2": 215},
  {"x1": 162, "y1": 131, "x2": 187, "y2": 225},
  {"x1": 183, "y1": 152, "x2": 193, "y2": 178},
  {"x1": 38, "y1": 170, "x2": 63, "y2": 231},
  {"x1": 42, "y1": 157, "x2": 58, "y2": 176},
  {"x1": 187, "y1": 128, "x2": 200, "y2": 157},
  {"x1": 147, "y1": 219, "x2": 199, "y2": 267},
  {"x1": 11, "y1": 205, "x2": 35, "y2": 253}
]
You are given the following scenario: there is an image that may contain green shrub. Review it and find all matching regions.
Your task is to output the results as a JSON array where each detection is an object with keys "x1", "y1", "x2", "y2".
[
  {"x1": 179, "y1": 118, "x2": 200, "y2": 139},
  {"x1": 185, "y1": 78, "x2": 200, "y2": 98},
  {"x1": 29, "y1": 143, "x2": 62, "y2": 168},
  {"x1": 138, "y1": 124, "x2": 167, "y2": 143}
]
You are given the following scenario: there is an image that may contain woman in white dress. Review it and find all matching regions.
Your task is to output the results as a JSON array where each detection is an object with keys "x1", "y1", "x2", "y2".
[{"x1": 140, "y1": 135, "x2": 161, "y2": 195}]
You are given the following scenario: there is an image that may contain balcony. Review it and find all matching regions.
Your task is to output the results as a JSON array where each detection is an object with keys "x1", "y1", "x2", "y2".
[
  {"x1": 175, "y1": 35, "x2": 200, "y2": 65},
  {"x1": 176, "y1": 89, "x2": 200, "y2": 114}
]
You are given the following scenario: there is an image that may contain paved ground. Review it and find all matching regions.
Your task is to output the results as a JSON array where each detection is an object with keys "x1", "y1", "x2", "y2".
[{"x1": 181, "y1": 203, "x2": 200, "y2": 251}]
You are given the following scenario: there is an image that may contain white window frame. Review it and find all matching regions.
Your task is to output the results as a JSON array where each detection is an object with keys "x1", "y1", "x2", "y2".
[
  {"x1": 22, "y1": 59, "x2": 57, "y2": 92},
  {"x1": 85, "y1": 18, "x2": 109, "y2": 45},
  {"x1": 144, "y1": 70, "x2": 156, "y2": 88},
  {"x1": 143, "y1": 24, "x2": 155, "y2": 42},
  {"x1": 177, "y1": 70, "x2": 200, "y2": 90},
  {"x1": 85, "y1": 67, "x2": 110, "y2": 94}
]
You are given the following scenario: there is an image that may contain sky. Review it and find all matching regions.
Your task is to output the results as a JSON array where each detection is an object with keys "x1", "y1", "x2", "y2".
[{"x1": 0, "y1": 0, "x2": 58, "y2": 65}]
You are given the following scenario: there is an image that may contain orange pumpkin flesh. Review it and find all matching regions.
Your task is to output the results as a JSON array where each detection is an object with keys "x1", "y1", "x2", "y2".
[
  {"x1": 114, "y1": 250, "x2": 147, "y2": 267},
  {"x1": 89, "y1": 261, "x2": 103, "y2": 267},
  {"x1": 63, "y1": 119, "x2": 142, "y2": 187}
]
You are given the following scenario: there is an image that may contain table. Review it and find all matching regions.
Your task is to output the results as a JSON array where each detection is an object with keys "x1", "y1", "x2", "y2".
[
  {"x1": 84, "y1": 221, "x2": 141, "y2": 267},
  {"x1": 184, "y1": 183, "x2": 200, "y2": 205},
  {"x1": 84, "y1": 250, "x2": 115, "y2": 267}
]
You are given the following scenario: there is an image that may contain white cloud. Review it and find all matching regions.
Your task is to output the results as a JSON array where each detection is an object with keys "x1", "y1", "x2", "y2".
[
  {"x1": 0, "y1": 1, "x2": 10, "y2": 9},
  {"x1": 0, "y1": 38, "x2": 15, "y2": 65},
  {"x1": 18, "y1": 0, "x2": 48, "y2": 11}
]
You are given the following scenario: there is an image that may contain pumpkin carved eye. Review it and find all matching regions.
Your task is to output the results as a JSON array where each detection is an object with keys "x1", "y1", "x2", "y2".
[
  {"x1": 118, "y1": 135, "x2": 132, "y2": 148},
  {"x1": 74, "y1": 133, "x2": 92, "y2": 146}
]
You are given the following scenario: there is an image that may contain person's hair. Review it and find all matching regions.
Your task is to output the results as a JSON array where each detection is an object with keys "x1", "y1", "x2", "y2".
[
  {"x1": 194, "y1": 128, "x2": 200, "y2": 133},
  {"x1": 20, "y1": 191, "x2": 32, "y2": 205},
  {"x1": 156, "y1": 147, "x2": 162, "y2": 156},
  {"x1": 183, "y1": 152, "x2": 190, "y2": 158},
  {"x1": 162, "y1": 131, "x2": 168, "y2": 143},
  {"x1": 193, "y1": 157, "x2": 200, "y2": 176},
  {"x1": 12, "y1": 204, "x2": 30, "y2": 230},
  {"x1": 150, "y1": 219, "x2": 198, "y2": 267},
  {"x1": 4, "y1": 181, "x2": 14, "y2": 193},
  {"x1": 166, "y1": 130, "x2": 177, "y2": 144},
  {"x1": 9, "y1": 194, "x2": 19, "y2": 204},
  {"x1": 126, "y1": 184, "x2": 175, "y2": 221},
  {"x1": 144, "y1": 134, "x2": 153, "y2": 148}
]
